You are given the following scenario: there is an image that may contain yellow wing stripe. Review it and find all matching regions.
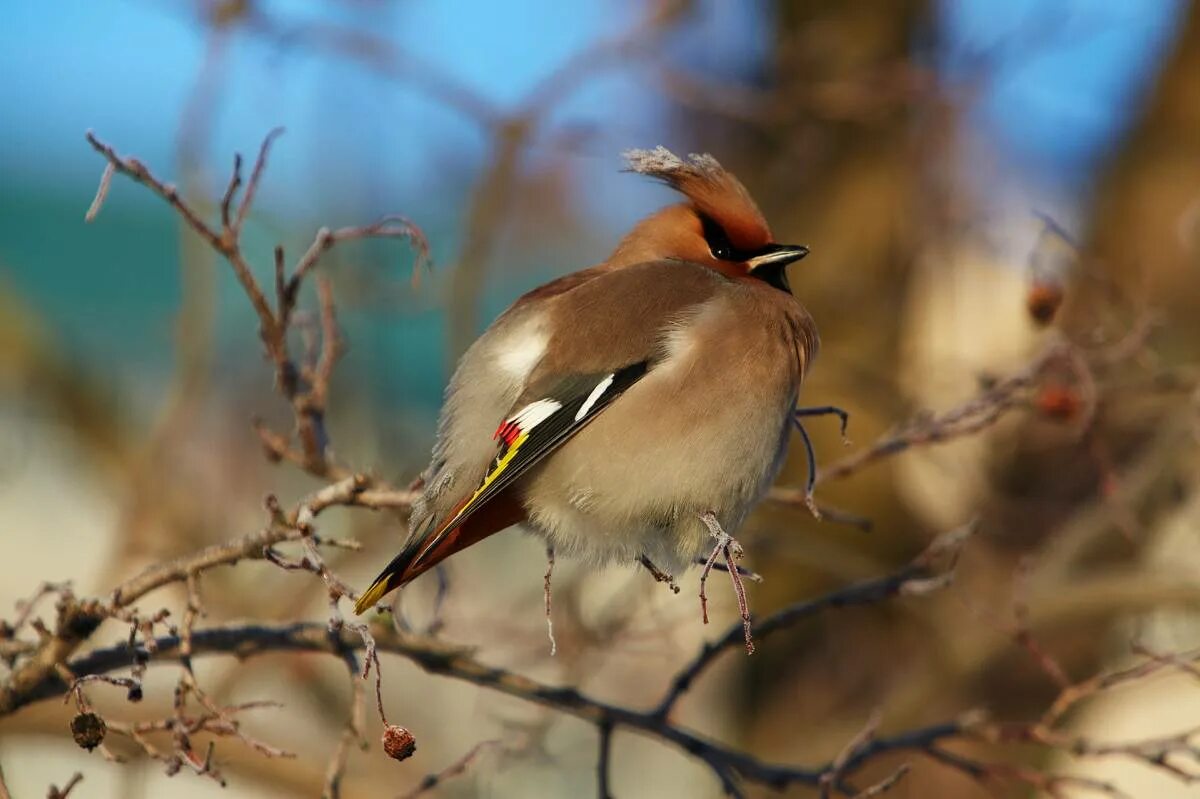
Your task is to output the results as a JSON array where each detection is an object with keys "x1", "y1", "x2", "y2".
[{"x1": 412, "y1": 431, "x2": 530, "y2": 563}]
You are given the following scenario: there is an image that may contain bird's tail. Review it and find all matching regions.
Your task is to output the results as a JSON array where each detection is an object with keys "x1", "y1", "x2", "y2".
[{"x1": 353, "y1": 490, "x2": 524, "y2": 615}]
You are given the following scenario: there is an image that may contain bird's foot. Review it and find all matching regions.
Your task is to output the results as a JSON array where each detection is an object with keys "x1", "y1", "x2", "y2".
[
  {"x1": 792, "y1": 404, "x2": 852, "y2": 521},
  {"x1": 794, "y1": 404, "x2": 851, "y2": 445},
  {"x1": 638, "y1": 555, "x2": 680, "y2": 594},
  {"x1": 697, "y1": 511, "x2": 755, "y2": 655}
]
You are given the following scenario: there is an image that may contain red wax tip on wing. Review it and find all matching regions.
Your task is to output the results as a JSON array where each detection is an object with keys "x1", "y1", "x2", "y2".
[{"x1": 494, "y1": 421, "x2": 521, "y2": 446}]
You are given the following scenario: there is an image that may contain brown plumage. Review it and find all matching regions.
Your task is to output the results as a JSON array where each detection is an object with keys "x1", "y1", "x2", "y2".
[{"x1": 355, "y1": 147, "x2": 816, "y2": 614}]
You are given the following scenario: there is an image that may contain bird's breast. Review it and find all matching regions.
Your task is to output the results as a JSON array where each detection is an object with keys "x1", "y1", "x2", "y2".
[{"x1": 520, "y1": 292, "x2": 806, "y2": 566}]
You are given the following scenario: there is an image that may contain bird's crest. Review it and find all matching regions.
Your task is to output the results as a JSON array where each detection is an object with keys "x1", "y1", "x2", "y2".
[{"x1": 623, "y1": 146, "x2": 771, "y2": 251}]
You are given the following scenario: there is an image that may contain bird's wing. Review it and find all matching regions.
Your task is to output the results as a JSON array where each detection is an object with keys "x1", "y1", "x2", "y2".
[
  {"x1": 354, "y1": 262, "x2": 725, "y2": 613},
  {"x1": 423, "y1": 363, "x2": 648, "y2": 547},
  {"x1": 354, "y1": 363, "x2": 653, "y2": 614}
]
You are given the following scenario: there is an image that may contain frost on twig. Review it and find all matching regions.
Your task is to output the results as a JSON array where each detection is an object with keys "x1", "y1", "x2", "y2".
[
  {"x1": 544, "y1": 546, "x2": 557, "y2": 657},
  {"x1": 698, "y1": 511, "x2": 754, "y2": 655}
]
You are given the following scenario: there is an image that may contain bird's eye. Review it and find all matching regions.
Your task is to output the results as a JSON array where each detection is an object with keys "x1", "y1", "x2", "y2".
[{"x1": 700, "y1": 215, "x2": 735, "y2": 261}]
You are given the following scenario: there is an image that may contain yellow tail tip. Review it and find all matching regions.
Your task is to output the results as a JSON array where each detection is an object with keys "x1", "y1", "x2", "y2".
[{"x1": 353, "y1": 579, "x2": 390, "y2": 616}]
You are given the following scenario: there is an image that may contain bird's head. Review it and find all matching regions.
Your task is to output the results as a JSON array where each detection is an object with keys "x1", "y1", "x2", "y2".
[{"x1": 610, "y1": 146, "x2": 809, "y2": 292}]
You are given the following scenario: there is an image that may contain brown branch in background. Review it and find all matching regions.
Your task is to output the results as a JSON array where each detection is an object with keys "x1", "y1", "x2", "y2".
[
  {"x1": 3, "y1": 529, "x2": 971, "y2": 796},
  {"x1": 233, "y1": 127, "x2": 284, "y2": 234},
  {"x1": 84, "y1": 164, "x2": 114, "y2": 222},
  {"x1": 543, "y1": 547, "x2": 557, "y2": 656},
  {"x1": 4, "y1": 582, "x2": 70, "y2": 648},
  {"x1": 439, "y1": 0, "x2": 688, "y2": 360},
  {"x1": 0, "y1": 472, "x2": 400, "y2": 719},
  {"x1": 2, "y1": 116, "x2": 1190, "y2": 797},
  {"x1": 84, "y1": 129, "x2": 428, "y2": 480},
  {"x1": 596, "y1": 721, "x2": 614, "y2": 799},
  {"x1": 819, "y1": 709, "x2": 900, "y2": 799},
  {"x1": 207, "y1": 0, "x2": 690, "y2": 362},
  {"x1": 397, "y1": 738, "x2": 508, "y2": 799},
  {"x1": 10, "y1": 559, "x2": 1200, "y2": 797},
  {"x1": 323, "y1": 645, "x2": 367, "y2": 799},
  {"x1": 657, "y1": 523, "x2": 976, "y2": 720},
  {"x1": 815, "y1": 341, "x2": 1073, "y2": 486},
  {"x1": 781, "y1": 325, "x2": 1163, "y2": 528},
  {"x1": 218, "y1": 152, "x2": 242, "y2": 229}
]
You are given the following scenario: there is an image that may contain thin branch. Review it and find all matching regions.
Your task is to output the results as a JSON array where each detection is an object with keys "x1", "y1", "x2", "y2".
[
  {"x1": 84, "y1": 163, "x2": 114, "y2": 222},
  {"x1": 597, "y1": 721, "x2": 614, "y2": 799},
  {"x1": 45, "y1": 773, "x2": 83, "y2": 799},
  {"x1": 397, "y1": 739, "x2": 506, "y2": 799},
  {"x1": 218, "y1": 152, "x2": 242, "y2": 229},
  {"x1": 657, "y1": 523, "x2": 975, "y2": 718},
  {"x1": 544, "y1": 546, "x2": 557, "y2": 656},
  {"x1": 232, "y1": 127, "x2": 284, "y2": 234},
  {"x1": 816, "y1": 341, "x2": 1071, "y2": 486},
  {"x1": 85, "y1": 130, "x2": 279, "y2": 347}
]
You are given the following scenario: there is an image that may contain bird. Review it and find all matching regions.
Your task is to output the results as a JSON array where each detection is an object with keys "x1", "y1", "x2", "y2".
[{"x1": 354, "y1": 146, "x2": 818, "y2": 616}]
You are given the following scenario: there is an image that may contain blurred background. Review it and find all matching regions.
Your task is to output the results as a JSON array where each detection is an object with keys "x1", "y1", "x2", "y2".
[{"x1": 3, "y1": 0, "x2": 1200, "y2": 796}]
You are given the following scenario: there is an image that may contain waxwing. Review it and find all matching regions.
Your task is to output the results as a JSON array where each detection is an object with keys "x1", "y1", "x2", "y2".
[{"x1": 355, "y1": 147, "x2": 817, "y2": 615}]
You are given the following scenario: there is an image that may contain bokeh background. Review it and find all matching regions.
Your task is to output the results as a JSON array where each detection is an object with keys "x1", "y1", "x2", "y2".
[{"x1": 3, "y1": 1, "x2": 1200, "y2": 797}]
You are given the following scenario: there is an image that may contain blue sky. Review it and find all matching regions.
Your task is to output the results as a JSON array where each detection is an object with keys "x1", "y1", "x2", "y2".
[
  {"x1": 1, "y1": 1, "x2": 1183, "y2": 215},
  {"x1": 0, "y1": 0, "x2": 1186, "y2": 413},
  {"x1": 940, "y1": 0, "x2": 1182, "y2": 186}
]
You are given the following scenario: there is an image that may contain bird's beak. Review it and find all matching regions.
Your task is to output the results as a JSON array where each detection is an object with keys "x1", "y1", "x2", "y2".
[
  {"x1": 746, "y1": 244, "x2": 809, "y2": 293},
  {"x1": 746, "y1": 244, "x2": 810, "y2": 271}
]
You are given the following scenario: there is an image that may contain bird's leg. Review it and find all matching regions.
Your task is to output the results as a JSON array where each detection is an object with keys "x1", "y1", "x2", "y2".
[
  {"x1": 698, "y1": 511, "x2": 755, "y2": 655},
  {"x1": 638, "y1": 555, "x2": 680, "y2": 594},
  {"x1": 792, "y1": 418, "x2": 822, "y2": 519},
  {"x1": 544, "y1": 546, "x2": 557, "y2": 656}
]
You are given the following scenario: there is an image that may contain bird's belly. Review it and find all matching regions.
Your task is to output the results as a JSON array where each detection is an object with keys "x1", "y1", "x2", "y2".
[{"x1": 520, "y1": 374, "x2": 795, "y2": 574}]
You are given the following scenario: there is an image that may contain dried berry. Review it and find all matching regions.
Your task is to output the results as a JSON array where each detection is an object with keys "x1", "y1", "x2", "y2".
[
  {"x1": 1036, "y1": 385, "x2": 1082, "y2": 421},
  {"x1": 1026, "y1": 281, "x2": 1064, "y2": 326},
  {"x1": 71, "y1": 712, "x2": 106, "y2": 751},
  {"x1": 382, "y1": 724, "x2": 416, "y2": 761}
]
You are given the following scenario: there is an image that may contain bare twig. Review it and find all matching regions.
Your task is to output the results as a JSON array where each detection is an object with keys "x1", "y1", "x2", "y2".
[
  {"x1": 821, "y1": 709, "x2": 883, "y2": 799},
  {"x1": 657, "y1": 523, "x2": 976, "y2": 718},
  {"x1": 852, "y1": 764, "x2": 911, "y2": 798},
  {"x1": 397, "y1": 738, "x2": 507, "y2": 799},
  {"x1": 699, "y1": 512, "x2": 754, "y2": 655},
  {"x1": 816, "y1": 341, "x2": 1074, "y2": 486},
  {"x1": 84, "y1": 130, "x2": 428, "y2": 481},
  {"x1": 45, "y1": 772, "x2": 83, "y2": 799},
  {"x1": 233, "y1": 127, "x2": 284, "y2": 234},
  {"x1": 597, "y1": 721, "x2": 614, "y2": 799},
  {"x1": 544, "y1": 546, "x2": 557, "y2": 657},
  {"x1": 84, "y1": 163, "x2": 114, "y2": 222},
  {"x1": 323, "y1": 646, "x2": 367, "y2": 799},
  {"x1": 13, "y1": 591, "x2": 1200, "y2": 797}
]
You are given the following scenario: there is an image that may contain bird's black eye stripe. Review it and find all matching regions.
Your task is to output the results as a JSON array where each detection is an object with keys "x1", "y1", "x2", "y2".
[{"x1": 699, "y1": 213, "x2": 772, "y2": 263}]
